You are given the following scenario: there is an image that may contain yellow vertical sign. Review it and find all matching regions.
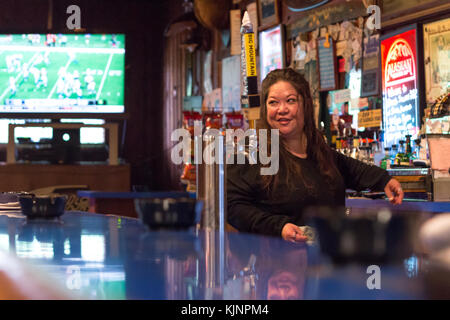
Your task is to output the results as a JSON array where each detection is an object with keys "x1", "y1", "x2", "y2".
[{"x1": 244, "y1": 33, "x2": 257, "y2": 77}]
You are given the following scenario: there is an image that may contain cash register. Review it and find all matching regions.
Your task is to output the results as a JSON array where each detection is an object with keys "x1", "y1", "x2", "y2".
[{"x1": 387, "y1": 167, "x2": 432, "y2": 201}]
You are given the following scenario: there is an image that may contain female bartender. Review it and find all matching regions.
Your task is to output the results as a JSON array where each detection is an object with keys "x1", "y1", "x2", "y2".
[{"x1": 227, "y1": 68, "x2": 403, "y2": 242}]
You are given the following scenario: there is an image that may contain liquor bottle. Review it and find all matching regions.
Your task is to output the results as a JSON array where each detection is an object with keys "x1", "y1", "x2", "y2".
[
  {"x1": 379, "y1": 130, "x2": 385, "y2": 149},
  {"x1": 413, "y1": 137, "x2": 421, "y2": 160},
  {"x1": 395, "y1": 140, "x2": 406, "y2": 166},
  {"x1": 361, "y1": 146, "x2": 370, "y2": 163},
  {"x1": 351, "y1": 135, "x2": 359, "y2": 159},
  {"x1": 331, "y1": 127, "x2": 338, "y2": 149},
  {"x1": 397, "y1": 139, "x2": 411, "y2": 167},
  {"x1": 341, "y1": 136, "x2": 348, "y2": 154},
  {"x1": 336, "y1": 137, "x2": 342, "y2": 153},
  {"x1": 342, "y1": 126, "x2": 350, "y2": 156},
  {"x1": 320, "y1": 121, "x2": 327, "y2": 144},
  {"x1": 346, "y1": 129, "x2": 353, "y2": 155},
  {"x1": 380, "y1": 147, "x2": 391, "y2": 170},
  {"x1": 372, "y1": 139, "x2": 384, "y2": 167},
  {"x1": 391, "y1": 144, "x2": 398, "y2": 166},
  {"x1": 419, "y1": 134, "x2": 429, "y2": 162},
  {"x1": 405, "y1": 134, "x2": 413, "y2": 165}
]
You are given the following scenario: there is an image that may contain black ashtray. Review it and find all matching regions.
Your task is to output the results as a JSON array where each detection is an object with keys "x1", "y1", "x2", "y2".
[
  {"x1": 303, "y1": 206, "x2": 426, "y2": 264},
  {"x1": 134, "y1": 197, "x2": 202, "y2": 230},
  {"x1": 18, "y1": 194, "x2": 67, "y2": 219},
  {"x1": 0, "y1": 191, "x2": 31, "y2": 204}
]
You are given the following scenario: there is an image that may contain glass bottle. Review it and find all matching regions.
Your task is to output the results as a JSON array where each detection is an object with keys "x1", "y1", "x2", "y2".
[
  {"x1": 396, "y1": 140, "x2": 406, "y2": 166},
  {"x1": 391, "y1": 144, "x2": 398, "y2": 166},
  {"x1": 405, "y1": 134, "x2": 412, "y2": 165},
  {"x1": 331, "y1": 127, "x2": 338, "y2": 149},
  {"x1": 380, "y1": 147, "x2": 391, "y2": 170},
  {"x1": 351, "y1": 135, "x2": 359, "y2": 159},
  {"x1": 413, "y1": 138, "x2": 421, "y2": 161},
  {"x1": 341, "y1": 136, "x2": 348, "y2": 154},
  {"x1": 372, "y1": 140, "x2": 384, "y2": 167}
]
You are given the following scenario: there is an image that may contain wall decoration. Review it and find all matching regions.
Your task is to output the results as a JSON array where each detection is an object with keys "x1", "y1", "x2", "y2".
[
  {"x1": 361, "y1": 33, "x2": 380, "y2": 97},
  {"x1": 316, "y1": 36, "x2": 337, "y2": 91},
  {"x1": 230, "y1": 9, "x2": 241, "y2": 55},
  {"x1": 291, "y1": 35, "x2": 308, "y2": 70},
  {"x1": 203, "y1": 88, "x2": 222, "y2": 111},
  {"x1": 358, "y1": 109, "x2": 382, "y2": 128},
  {"x1": 381, "y1": 26, "x2": 421, "y2": 147},
  {"x1": 257, "y1": 0, "x2": 279, "y2": 30},
  {"x1": 329, "y1": 89, "x2": 351, "y2": 115},
  {"x1": 222, "y1": 55, "x2": 241, "y2": 112},
  {"x1": 285, "y1": 0, "x2": 366, "y2": 37},
  {"x1": 259, "y1": 24, "x2": 284, "y2": 82},
  {"x1": 203, "y1": 50, "x2": 213, "y2": 94},
  {"x1": 423, "y1": 17, "x2": 450, "y2": 105}
]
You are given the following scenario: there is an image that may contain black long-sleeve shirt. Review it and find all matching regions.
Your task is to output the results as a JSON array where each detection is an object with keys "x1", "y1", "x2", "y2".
[{"x1": 226, "y1": 150, "x2": 392, "y2": 237}]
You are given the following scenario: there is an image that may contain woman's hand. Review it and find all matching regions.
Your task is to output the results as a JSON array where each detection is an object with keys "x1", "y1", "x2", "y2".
[
  {"x1": 384, "y1": 178, "x2": 404, "y2": 205},
  {"x1": 281, "y1": 223, "x2": 308, "y2": 243}
]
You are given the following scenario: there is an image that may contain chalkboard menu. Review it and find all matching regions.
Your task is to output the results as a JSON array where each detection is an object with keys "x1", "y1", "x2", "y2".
[{"x1": 317, "y1": 37, "x2": 337, "y2": 91}]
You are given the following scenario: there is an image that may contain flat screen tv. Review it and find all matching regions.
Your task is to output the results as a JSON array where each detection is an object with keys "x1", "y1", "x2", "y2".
[{"x1": 0, "y1": 33, "x2": 125, "y2": 118}]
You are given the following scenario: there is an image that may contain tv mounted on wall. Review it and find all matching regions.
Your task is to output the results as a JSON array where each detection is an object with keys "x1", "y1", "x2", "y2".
[{"x1": 0, "y1": 33, "x2": 126, "y2": 119}]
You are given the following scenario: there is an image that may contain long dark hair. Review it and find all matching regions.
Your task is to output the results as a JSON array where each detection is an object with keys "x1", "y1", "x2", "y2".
[{"x1": 257, "y1": 68, "x2": 339, "y2": 196}]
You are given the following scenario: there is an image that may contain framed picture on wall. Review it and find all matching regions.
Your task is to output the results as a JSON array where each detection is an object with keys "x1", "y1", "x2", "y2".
[
  {"x1": 259, "y1": 24, "x2": 285, "y2": 82},
  {"x1": 257, "y1": 0, "x2": 280, "y2": 30},
  {"x1": 361, "y1": 33, "x2": 380, "y2": 97},
  {"x1": 423, "y1": 17, "x2": 450, "y2": 105}
]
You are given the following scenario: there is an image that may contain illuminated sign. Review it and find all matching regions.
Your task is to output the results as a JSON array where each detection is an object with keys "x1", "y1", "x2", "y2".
[
  {"x1": 358, "y1": 109, "x2": 382, "y2": 128},
  {"x1": 381, "y1": 28, "x2": 420, "y2": 147},
  {"x1": 259, "y1": 25, "x2": 284, "y2": 82}
]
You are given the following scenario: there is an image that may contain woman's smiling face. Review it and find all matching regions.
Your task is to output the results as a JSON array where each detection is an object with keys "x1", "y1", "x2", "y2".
[{"x1": 266, "y1": 80, "x2": 304, "y2": 139}]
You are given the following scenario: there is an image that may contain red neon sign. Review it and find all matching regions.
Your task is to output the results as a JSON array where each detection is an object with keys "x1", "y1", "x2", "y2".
[{"x1": 381, "y1": 29, "x2": 419, "y2": 147}]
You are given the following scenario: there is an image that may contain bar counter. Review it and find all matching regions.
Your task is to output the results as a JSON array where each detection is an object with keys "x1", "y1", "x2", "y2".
[
  {"x1": 78, "y1": 191, "x2": 450, "y2": 219},
  {"x1": 346, "y1": 198, "x2": 450, "y2": 213},
  {"x1": 0, "y1": 208, "x2": 447, "y2": 300}
]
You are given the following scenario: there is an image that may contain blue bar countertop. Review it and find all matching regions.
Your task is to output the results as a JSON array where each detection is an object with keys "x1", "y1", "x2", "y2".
[
  {"x1": 0, "y1": 210, "x2": 441, "y2": 300},
  {"x1": 77, "y1": 191, "x2": 197, "y2": 199},
  {"x1": 346, "y1": 198, "x2": 450, "y2": 213}
]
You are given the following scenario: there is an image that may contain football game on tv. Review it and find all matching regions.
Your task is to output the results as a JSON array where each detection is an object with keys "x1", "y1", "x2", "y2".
[{"x1": 0, "y1": 33, "x2": 125, "y2": 116}]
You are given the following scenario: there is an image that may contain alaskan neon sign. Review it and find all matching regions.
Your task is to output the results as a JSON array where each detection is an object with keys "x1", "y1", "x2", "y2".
[{"x1": 381, "y1": 28, "x2": 420, "y2": 147}]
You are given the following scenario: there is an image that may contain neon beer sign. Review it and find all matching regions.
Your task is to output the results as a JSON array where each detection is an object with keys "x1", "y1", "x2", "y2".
[{"x1": 381, "y1": 29, "x2": 420, "y2": 147}]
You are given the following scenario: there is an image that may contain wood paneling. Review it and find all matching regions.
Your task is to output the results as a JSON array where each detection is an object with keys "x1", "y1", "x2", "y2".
[
  {"x1": 0, "y1": 164, "x2": 130, "y2": 192},
  {"x1": 163, "y1": 30, "x2": 191, "y2": 190},
  {"x1": 0, "y1": 0, "x2": 49, "y2": 32}
]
